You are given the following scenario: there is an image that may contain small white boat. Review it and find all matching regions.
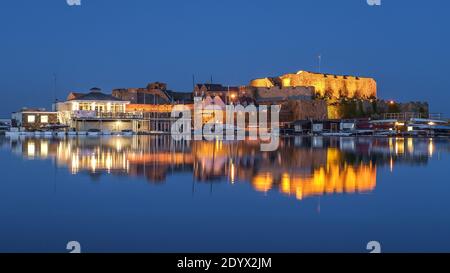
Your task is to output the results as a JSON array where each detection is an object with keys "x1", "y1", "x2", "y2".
[
  {"x1": 19, "y1": 131, "x2": 34, "y2": 136},
  {"x1": 43, "y1": 124, "x2": 69, "y2": 136},
  {"x1": 373, "y1": 130, "x2": 397, "y2": 137},
  {"x1": 354, "y1": 130, "x2": 374, "y2": 136},
  {"x1": 43, "y1": 131, "x2": 53, "y2": 137},
  {"x1": 149, "y1": 130, "x2": 166, "y2": 135},
  {"x1": 34, "y1": 131, "x2": 44, "y2": 136},
  {"x1": 5, "y1": 127, "x2": 19, "y2": 136},
  {"x1": 77, "y1": 131, "x2": 88, "y2": 136},
  {"x1": 321, "y1": 132, "x2": 353, "y2": 137},
  {"x1": 67, "y1": 131, "x2": 78, "y2": 136},
  {"x1": 87, "y1": 129, "x2": 101, "y2": 136},
  {"x1": 0, "y1": 124, "x2": 10, "y2": 134},
  {"x1": 55, "y1": 131, "x2": 66, "y2": 137},
  {"x1": 121, "y1": 130, "x2": 134, "y2": 136},
  {"x1": 5, "y1": 131, "x2": 20, "y2": 137}
]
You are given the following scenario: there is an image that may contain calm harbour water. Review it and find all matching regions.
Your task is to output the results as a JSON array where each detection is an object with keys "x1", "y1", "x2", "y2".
[{"x1": 0, "y1": 135, "x2": 449, "y2": 253}]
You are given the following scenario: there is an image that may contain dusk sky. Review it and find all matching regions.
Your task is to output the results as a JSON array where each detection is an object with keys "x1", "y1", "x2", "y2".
[{"x1": 1, "y1": 0, "x2": 449, "y2": 116}]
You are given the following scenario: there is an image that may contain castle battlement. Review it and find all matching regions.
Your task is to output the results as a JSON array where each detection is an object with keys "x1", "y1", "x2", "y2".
[{"x1": 250, "y1": 70, "x2": 377, "y2": 99}]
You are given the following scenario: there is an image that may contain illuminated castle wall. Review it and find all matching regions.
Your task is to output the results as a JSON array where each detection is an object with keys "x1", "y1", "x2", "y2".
[
  {"x1": 249, "y1": 148, "x2": 377, "y2": 199},
  {"x1": 250, "y1": 70, "x2": 377, "y2": 99}
]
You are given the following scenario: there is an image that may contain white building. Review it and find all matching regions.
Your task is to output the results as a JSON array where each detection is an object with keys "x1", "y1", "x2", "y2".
[{"x1": 55, "y1": 88, "x2": 134, "y2": 132}]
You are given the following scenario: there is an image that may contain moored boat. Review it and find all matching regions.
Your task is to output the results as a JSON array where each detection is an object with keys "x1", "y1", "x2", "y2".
[
  {"x1": 20, "y1": 131, "x2": 34, "y2": 136},
  {"x1": 54, "y1": 131, "x2": 67, "y2": 137},
  {"x1": 373, "y1": 130, "x2": 397, "y2": 137},
  {"x1": 42, "y1": 124, "x2": 69, "y2": 137},
  {"x1": 5, "y1": 130, "x2": 20, "y2": 137},
  {"x1": 121, "y1": 129, "x2": 134, "y2": 136},
  {"x1": 321, "y1": 132, "x2": 353, "y2": 137},
  {"x1": 87, "y1": 129, "x2": 101, "y2": 136},
  {"x1": 34, "y1": 130, "x2": 44, "y2": 136},
  {"x1": 43, "y1": 131, "x2": 53, "y2": 137},
  {"x1": 67, "y1": 130, "x2": 78, "y2": 136},
  {"x1": 0, "y1": 122, "x2": 10, "y2": 135}
]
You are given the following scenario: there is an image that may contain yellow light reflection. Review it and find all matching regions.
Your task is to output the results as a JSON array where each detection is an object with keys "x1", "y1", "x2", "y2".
[
  {"x1": 230, "y1": 161, "x2": 235, "y2": 184},
  {"x1": 428, "y1": 138, "x2": 434, "y2": 157},
  {"x1": 27, "y1": 142, "x2": 35, "y2": 157},
  {"x1": 252, "y1": 173, "x2": 273, "y2": 193},
  {"x1": 40, "y1": 141, "x2": 48, "y2": 158}
]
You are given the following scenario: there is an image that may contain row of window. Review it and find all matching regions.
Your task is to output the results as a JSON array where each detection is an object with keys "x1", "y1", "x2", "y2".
[
  {"x1": 27, "y1": 115, "x2": 48, "y2": 123},
  {"x1": 78, "y1": 103, "x2": 124, "y2": 112}
]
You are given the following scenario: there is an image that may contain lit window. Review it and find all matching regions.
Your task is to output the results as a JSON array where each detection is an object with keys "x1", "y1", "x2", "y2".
[
  {"x1": 27, "y1": 115, "x2": 36, "y2": 123},
  {"x1": 40, "y1": 115, "x2": 49, "y2": 123}
]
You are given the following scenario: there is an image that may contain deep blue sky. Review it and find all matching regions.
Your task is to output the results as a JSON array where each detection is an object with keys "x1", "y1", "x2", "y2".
[{"x1": 1, "y1": 0, "x2": 449, "y2": 116}]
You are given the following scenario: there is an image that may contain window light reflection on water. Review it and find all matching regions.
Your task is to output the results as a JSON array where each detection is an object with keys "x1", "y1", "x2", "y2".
[{"x1": 4, "y1": 135, "x2": 448, "y2": 202}]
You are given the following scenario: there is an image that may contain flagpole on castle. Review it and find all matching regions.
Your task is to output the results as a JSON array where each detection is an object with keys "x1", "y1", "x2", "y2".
[{"x1": 318, "y1": 54, "x2": 322, "y2": 73}]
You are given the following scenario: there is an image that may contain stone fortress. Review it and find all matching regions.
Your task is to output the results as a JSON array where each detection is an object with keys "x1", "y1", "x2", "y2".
[{"x1": 250, "y1": 70, "x2": 377, "y2": 99}]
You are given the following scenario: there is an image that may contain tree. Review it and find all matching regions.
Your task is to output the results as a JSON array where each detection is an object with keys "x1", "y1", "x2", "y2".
[
  {"x1": 354, "y1": 90, "x2": 363, "y2": 100},
  {"x1": 372, "y1": 100, "x2": 378, "y2": 114},
  {"x1": 388, "y1": 102, "x2": 400, "y2": 113},
  {"x1": 339, "y1": 88, "x2": 349, "y2": 98},
  {"x1": 312, "y1": 91, "x2": 322, "y2": 100},
  {"x1": 324, "y1": 89, "x2": 334, "y2": 100}
]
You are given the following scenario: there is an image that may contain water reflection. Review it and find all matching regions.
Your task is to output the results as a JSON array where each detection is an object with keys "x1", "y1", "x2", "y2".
[{"x1": 4, "y1": 135, "x2": 450, "y2": 201}]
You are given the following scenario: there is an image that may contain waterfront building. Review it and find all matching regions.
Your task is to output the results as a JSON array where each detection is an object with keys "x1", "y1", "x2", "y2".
[
  {"x1": 196, "y1": 96, "x2": 227, "y2": 125},
  {"x1": 62, "y1": 87, "x2": 130, "y2": 113},
  {"x1": 194, "y1": 83, "x2": 239, "y2": 104},
  {"x1": 55, "y1": 87, "x2": 135, "y2": 132},
  {"x1": 54, "y1": 84, "x2": 194, "y2": 134},
  {"x1": 11, "y1": 108, "x2": 58, "y2": 131},
  {"x1": 125, "y1": 104, "x2": 181, "y2": 133},
  {"x1": 112, "y1": 82, "x2": 193, "y2": 104},
  {"x1": 112, "y1": 83, "x2": 193, "y2": 133}
]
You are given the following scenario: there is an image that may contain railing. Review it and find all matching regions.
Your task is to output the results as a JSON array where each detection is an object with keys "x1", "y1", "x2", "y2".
[
  {"x1": 71, "y1": 111, "x2": 177, "y2": 120},
  {"x1": 98, "y1": 112, "x2": 144, "y2": 119},
  {"x1": 72, "y1": 112, "x2": 143, "y2": 119},
  {"x1": 383, "y1": 112, "x2": 424, "y2": 121},
  {"x1": 428, "y1": 113, "x2": 445, "y2": 120},
  {"x1": 142, "y1": 112, "x2": 173, "y2": 119}
]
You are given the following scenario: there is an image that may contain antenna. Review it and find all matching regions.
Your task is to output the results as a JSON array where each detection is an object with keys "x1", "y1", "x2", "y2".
[
  {"x1": 53, "y1": 73, "x2": 57, "y2": 102},
  {"x1": 318, "y1": 54, "x2": 322, "y2": 73}
]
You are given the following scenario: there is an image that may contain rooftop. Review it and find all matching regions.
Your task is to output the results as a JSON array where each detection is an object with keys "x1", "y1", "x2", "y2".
[
  {"x1": 195, "y1": 83, "x2": 239, "y2": 92},
  {"x1": 68, "y1": 89, "x2": 126, "y2": 102},
  {"x1": 14, "y1": 108, "x2": 55, "y2": 113}
]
